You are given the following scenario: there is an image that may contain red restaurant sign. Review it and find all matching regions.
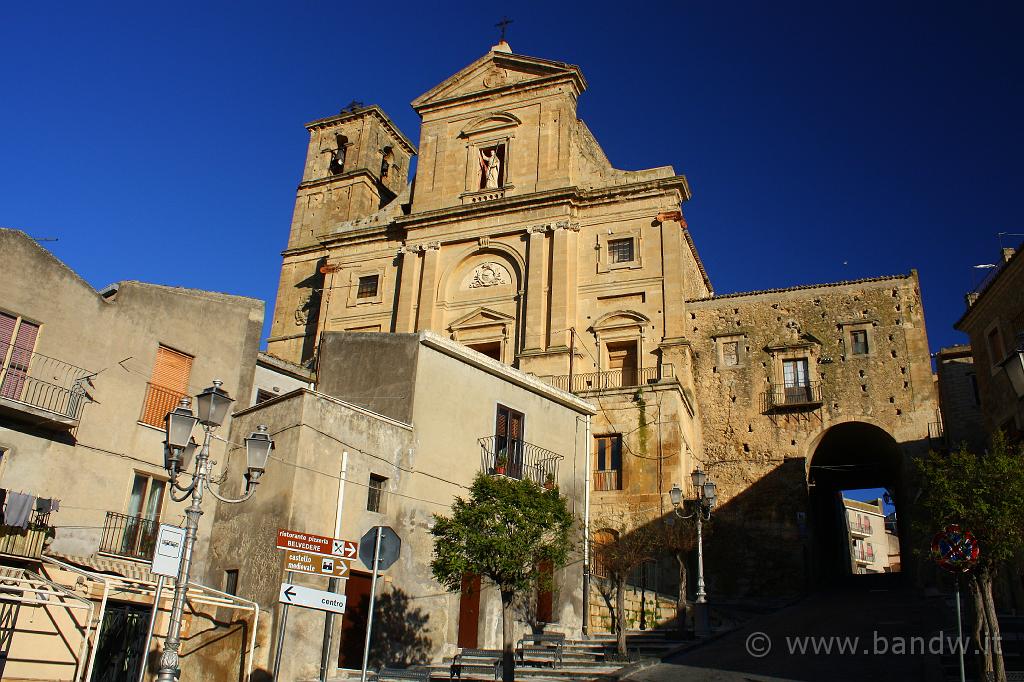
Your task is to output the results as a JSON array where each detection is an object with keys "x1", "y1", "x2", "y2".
[{"x1": 276, "y1": 528, "x2": 357, "y2": 559}]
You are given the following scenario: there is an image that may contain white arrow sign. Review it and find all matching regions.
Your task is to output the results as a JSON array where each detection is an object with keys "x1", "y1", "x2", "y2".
[
  {"x1": 279, "y1": 582, "x2": 347, "y2": 614},
  {"x1": 332, "y1": 539, "x2": 357, "y2": 558}
]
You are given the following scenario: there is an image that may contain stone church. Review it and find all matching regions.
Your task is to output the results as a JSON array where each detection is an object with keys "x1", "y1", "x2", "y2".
[{"x1": 266, "y1": 40, "x2": 937, "y2": 624}]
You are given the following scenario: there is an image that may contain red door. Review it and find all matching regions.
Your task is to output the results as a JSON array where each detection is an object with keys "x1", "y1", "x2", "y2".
[
  {"x1": 536, "y1": 561, "x2": 554, "y2": 623},
  {"x1": 339, "y1": 571, "x2": 373, "y2": 668},
  {"x1": 458, "y1": 574, "x2": 481, "y2": 649}
]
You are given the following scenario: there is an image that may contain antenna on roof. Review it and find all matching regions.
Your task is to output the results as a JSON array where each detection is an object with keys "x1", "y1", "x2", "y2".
[{"x1": 31, "y1": 236, "x2": 58, "y2": 242}]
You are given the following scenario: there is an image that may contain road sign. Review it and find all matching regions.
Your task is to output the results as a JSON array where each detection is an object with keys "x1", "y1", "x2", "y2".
[
  {"x1": 276, "y1": 528, "x2": 357, "y2": 559},
  {"x1": 284, "y1": 550, "x2": 349, "y2": 578},
  {"x1": 151, "y1": 524, "x2": 185, "y2": 578},
  {"x1": 359, "y1": 526, "x2": 401, "y2": 571},
  {"x1": 279, "y1": 582, "x2": 347, "y2": 614},
  {"x1": 931, "y1": 524, "x2": 980, "y2": 573}
]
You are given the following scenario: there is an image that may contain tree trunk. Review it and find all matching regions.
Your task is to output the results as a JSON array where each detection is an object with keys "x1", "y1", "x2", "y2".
[
  {"x1": 970, "y1": 574, "x2": 993, "y2": 680},
  {"x1": 501, "y1": 589, "x2": 515, "y2": 682},
  {"x1": 676, "y1": 552, "x2": 688, "y2": 639},
  {"x1": 616, "y1": 575, "x2": 627, "y2": 657},
  {"x1": 980, "y1": 568, "x2": 1007, "y2": 682}
]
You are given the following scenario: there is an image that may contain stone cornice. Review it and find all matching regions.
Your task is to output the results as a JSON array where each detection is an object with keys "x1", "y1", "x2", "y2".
[{"x1": 305, "y1": 105, "x2": 417, "y2": 156}]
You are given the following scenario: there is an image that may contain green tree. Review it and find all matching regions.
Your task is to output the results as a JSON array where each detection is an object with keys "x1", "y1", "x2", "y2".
[
  {"x1": 431, "y1": 473, "x2": 575, "y2": 682},
  {"x1": 915, "y1": 432, "x2": 1024, "y2": 682}
]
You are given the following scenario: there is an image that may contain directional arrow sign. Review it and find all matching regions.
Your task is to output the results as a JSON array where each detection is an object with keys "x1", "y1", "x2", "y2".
[
  {"x1": 285, "y1": 550, "x2": 349, "y2": 578},
  {"x1": 332, "y1": 539, "x2": 357, "y2": 559},
  {"x1": 279, "y1": 582, "x2": 347, "y2": 614},
  {"x1": 277, "y1": 528, "x2": 358, "y2": 560}
]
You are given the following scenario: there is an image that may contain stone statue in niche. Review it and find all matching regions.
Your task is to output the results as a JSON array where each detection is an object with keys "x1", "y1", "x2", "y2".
[
  {"x1": 479, "y1": 147, "x2": 501, "y2": 189},
  {"x1": 467, "y1": 262, "x2": 510, "y2": 288},
  {"x1": 294, "y1": 292, "x2": 319, "y2": 326}
]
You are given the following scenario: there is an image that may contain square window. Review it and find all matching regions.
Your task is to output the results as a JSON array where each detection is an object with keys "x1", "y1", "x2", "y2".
[
  {"x1": 367, "y1": 474, "x2": 387, "y2": 513},
  {"x1": 722, "y1": 341, "x2": 739, "y2": 367},
  {"x1": 224, "y1": 569, "x2": 239, "y2": 596},
  {"x1": 357, "y1": 275, "x2": 379, "y2": 299},
  {"x1": 851, "y1": 330, "x2": 869, "y2": 355},
  {"x1": 608, "y1": 238, "x2": 634, "y2": 264}
]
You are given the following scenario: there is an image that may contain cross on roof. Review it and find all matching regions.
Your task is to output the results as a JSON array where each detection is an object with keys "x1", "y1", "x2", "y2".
[{"x1": 495, "y1": 17, "x2": 513, "y2": 42}]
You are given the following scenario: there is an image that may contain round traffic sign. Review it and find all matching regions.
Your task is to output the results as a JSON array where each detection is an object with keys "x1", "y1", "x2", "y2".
[{"x1": 931, "y1": 524, "x2": 980, "y2": 573}]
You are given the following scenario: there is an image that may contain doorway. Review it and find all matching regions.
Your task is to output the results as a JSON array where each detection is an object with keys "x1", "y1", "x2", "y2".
[
  {"x1": 338, "y1": 571, "x2": 373, "y2": 669},
  {"x1": 606, "y1": 341, "x2": 638, "y2": 387},
  {"x1": 457, "y1": 574, "x2": 481, "y2": 649},
  {"x1": 91, "y1": 602, "x2": 149, "y2": 682}
]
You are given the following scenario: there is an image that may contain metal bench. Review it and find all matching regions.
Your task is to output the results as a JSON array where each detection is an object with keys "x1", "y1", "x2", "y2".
[
  {"x1": 517, "y1": 633, "x2": 565, "y2": 665},
  {"x1": 378, "y1": 667, "x2": 432, "y2": 682},
  {"x1": 449, "y1": 648, "x2": 503, "y2": 680}
]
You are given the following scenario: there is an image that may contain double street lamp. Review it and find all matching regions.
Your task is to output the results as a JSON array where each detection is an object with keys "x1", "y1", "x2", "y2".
[
  {"x1": 156, "y1": 380, "x2": 273, "y2": 682},
  {"x1": 669, "y1": 468, "x2": 717, "y2": 638}
]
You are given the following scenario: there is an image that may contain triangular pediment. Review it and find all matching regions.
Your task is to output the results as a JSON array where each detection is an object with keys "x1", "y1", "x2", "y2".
[
  {"x1": 448, "y1": 306, "x2": 516, "y2": 331},
  {"x1": 412, "y1": 48, "x2": 586, "y2": 111}
]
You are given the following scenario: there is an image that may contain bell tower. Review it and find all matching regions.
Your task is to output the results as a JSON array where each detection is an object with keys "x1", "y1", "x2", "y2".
[{"x1": 267, "y1": 104, "x2": 416, "y2": 364}]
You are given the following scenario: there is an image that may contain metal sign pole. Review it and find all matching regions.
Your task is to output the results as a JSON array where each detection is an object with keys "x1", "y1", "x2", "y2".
[
  {"x1": 137, "y1": 575, "x2": 165, "y2": 682},
  {"x1": 955, "y1": 576, "x2": 966, "y2": 682},
  {"x1": 273, "y1": 570, "x2": 295, "y2": 681},
  {"x1": 359, "y1": 527, "x2": 383, "y2": 682}
]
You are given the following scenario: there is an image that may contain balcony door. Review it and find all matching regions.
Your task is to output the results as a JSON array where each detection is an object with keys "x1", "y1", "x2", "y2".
[
  {"x1": 495, "y1": 405, "x2": 525, "y2": 479},
  {"x1": 782, "y1": 358, "x2": 810, "y2": 404},
  {"x1": 123, "y1": 473, "x2": 164, "y2": 558},
  {"x1": 606, "y1": 341, "x2": 637, "y2": 388},
  {"x1": 0, "y1": 313, "x2": 39, "y2": 402}
]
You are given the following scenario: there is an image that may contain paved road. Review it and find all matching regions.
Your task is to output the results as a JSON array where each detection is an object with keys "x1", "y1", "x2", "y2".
[{"x1": 627, "y1": 585, "x2": 950, "y2": 682}]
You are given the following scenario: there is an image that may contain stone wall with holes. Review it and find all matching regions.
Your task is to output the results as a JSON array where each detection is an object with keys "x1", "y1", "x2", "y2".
[
  {"x1": 683, "y1": 272, "x2": 938, "y2": 596},
  {"x1": 588, "y1": 578, "x2": 678, "y2": 633}
]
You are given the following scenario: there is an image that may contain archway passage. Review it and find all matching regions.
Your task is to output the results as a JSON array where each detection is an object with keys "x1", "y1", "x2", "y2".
[{"x1": 807, "y1": 422, "x2": 905, "y2": 587}]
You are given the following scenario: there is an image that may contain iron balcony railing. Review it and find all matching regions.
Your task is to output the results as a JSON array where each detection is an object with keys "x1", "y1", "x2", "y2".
[
  {"x1": 762, "y1": 381, "x2": 823, "y2": 411},
  {"x1": 539, "y1": 363, "x2": 675, "y2": 394},
  {"x1": 928, "y1": 421, "x2": 946, "y2": 446},
  {"x1": 850, "y1": 519, "x2": 872, "y2": 536},
  {"x1": 139, "y1": 382, "x2": 188, "y2": 429},
  {"x1": 593, "y1": 470, "x2": 622, "y2": 491},
  {"x1": 0, "y1": 342, "x2": 90, "y2": 423},
  {"x1": 479, "y1": 435, "x2": 564, "y2": 486},
  {"x1": 852, "y1": 545, "x2": 876, "y2": 563},
  {"x1": 99, "y1": 511, "x2": 161, "y2": 562}
]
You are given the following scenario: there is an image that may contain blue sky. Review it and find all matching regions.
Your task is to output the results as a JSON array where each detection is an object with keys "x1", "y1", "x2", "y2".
[{"x1": 2, "y1": 2, "x2": 1021, "y2": 353}]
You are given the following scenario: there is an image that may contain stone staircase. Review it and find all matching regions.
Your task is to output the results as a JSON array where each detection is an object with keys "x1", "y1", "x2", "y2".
[{"x1": 413, "y1": 630, "x2": 683, "y2": 681}]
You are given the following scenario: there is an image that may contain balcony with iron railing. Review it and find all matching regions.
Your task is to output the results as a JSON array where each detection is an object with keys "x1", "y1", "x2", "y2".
[
  {"x1": 762, "y1": 381, "x2": 823, "y2": 412},
  {"x1": 850, "y1": 519, "x2": 872, "y2": 537},
  {"x1": 99, "y1": 511, "x2": 162, "y2": 562},
  {"x1": 539, "y1": 363, "x2": 675, "y2": 394},
  {"x1": 479, "y1": 435, "x2": 564, "y2": 486},
  {"x1": 852, "y1": 544, "x2": 876, "y2": 564},
  {"x1": 593, "y1": 469, "x2": 622, "y2": 491},
  {"x1": 0, "y1": 505, "x2": 55, "y2": 560},
  {"x1": 0, "y1": 342, "x2": 91, "y2": 429}
]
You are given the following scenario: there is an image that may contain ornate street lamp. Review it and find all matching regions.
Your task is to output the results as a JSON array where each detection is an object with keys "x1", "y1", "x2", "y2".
[
  {"x1": 156, "y1": 380, "x2": 272, "y2": 682},
  {"x1": 669, "y1": 468, "x2": 717, "y2": 638}
]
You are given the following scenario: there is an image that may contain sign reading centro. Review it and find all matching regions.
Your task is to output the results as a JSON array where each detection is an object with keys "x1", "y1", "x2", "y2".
[{"x1": 276, "y1": 529, "x2": 357, "y2": 559}]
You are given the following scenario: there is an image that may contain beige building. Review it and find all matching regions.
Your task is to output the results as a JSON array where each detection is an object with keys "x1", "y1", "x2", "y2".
[
  {"x1": 954, "y1": 243, "x2": 1024, "y2": 441},
  {"x1": 935, "y1": 344, "x2": 987, "y2": 452},
  {"x1": 261, "y1": 39, "x2": 938, "y2": 639},
  {"x1": 207, "y1": 331, "x2": 594, "y2": 680},
  {"x1": 0, "y1": 229, "x2": 265, "y2": 681},
  {"x1": 843, "y1": 497, "x2": 898, "y2": 575}
]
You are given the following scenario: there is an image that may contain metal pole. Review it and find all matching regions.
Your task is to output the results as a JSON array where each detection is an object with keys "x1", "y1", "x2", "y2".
[
  {"x1": 694, "y1": 511, "x2": 710, "y2": 638},
  {"x1": 273, "y1": 570, "x2": 295, "y2": 682},
  {"x1": 582, "y1": 414, "x2": 592, "y2": 637},
  {"x1": 360, "y1": 527, "x2": 383, "y2": 682},
  {"x1": 321, "y1": 451, "x2": 349, "y2": 681},
  {"x1": 138, "y1": 575, "x2": 165, "y2": 682},
  {"x1": 955, "y1": 577, "x2": 966, "y2": 682},
  {"x1": 156, "y1": 427, "x2": 210, "y2": 682}
]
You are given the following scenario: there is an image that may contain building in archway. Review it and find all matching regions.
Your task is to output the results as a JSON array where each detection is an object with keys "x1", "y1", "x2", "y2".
[{"x1": 263, "y1": 40, "x2": 939, "y2": 633}]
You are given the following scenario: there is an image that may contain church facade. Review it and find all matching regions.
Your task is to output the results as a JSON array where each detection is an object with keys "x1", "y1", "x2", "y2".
[{"x1": 266, "y1": 40, "x2": 938, "y2": 635}]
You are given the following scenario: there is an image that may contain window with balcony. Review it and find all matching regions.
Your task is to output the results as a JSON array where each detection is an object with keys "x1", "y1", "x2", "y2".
[
  {"x1": 101, "y1": 472, "x2": 165, "y2": 561},
  {"x1": 0, "y1": 312, "x2": 39, "y2": 402},
  {"x1": 357, "y1": 275, "x2": 379, "y2": 299},
  {"x1": 608, "y1": 238, "x2": 635, "y2": 264},
  {"x1": 783, "y1": 358, "x2": 811, "y2": 403},
  {"x1": 140, "y1": 345, "x2": 193, "y2": 428},
  {"x1": 367, "y1": 474, "x2": 387, "y2": 513},
  {"x1": 594, "y1": 435, "x2": 623, "y2": 491},
  {"x1": 606, "y1": 341, "x2": 638, "y2": 387}
]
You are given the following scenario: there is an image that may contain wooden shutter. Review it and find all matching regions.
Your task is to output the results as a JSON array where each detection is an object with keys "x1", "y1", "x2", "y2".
[
  {"x1": 140, "y1": 346, "x2": 193, "y2": 427},
  {"x1": 0, "y1": 313, "x2": 16, "y2": 350}
]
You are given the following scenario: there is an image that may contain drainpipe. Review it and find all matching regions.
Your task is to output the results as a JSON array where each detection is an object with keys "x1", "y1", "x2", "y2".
[
  {"x1": 320, "y1": 451, "x2": 349, "y2": 681},
  {"x1": 582, "y1": 414, "x2": 592, "y2": 637}
]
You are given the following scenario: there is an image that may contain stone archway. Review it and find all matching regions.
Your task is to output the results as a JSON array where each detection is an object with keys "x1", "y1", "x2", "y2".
[{"x1": 806, "y1": 421, "x2": 906, "y2": 587}]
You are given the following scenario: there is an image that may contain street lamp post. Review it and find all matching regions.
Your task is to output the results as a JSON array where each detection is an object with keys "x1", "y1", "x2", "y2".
[
  {"x1": 669, "y1": 468, "x2": 717, "y2": 638},
  {"x1": 156, "y1": 380, "x2": 273, "y2": 682}
]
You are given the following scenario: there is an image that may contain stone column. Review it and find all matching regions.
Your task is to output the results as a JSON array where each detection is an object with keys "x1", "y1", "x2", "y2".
[
  {"x1": 393, "y1": 246, "x2": 420, "y2": 333},
  {"x1": 659, "y1": 216, "x2": 687, "y2": 340},
  {"x1": 523, "y1": 225, "x2": 549, "y2": 351},
  {"x1": 547, "y1": 221, "x2": 580, "y2": 350},
  {"x1": 415, "y1": 241, "x2": 442, "y2": 331}
]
